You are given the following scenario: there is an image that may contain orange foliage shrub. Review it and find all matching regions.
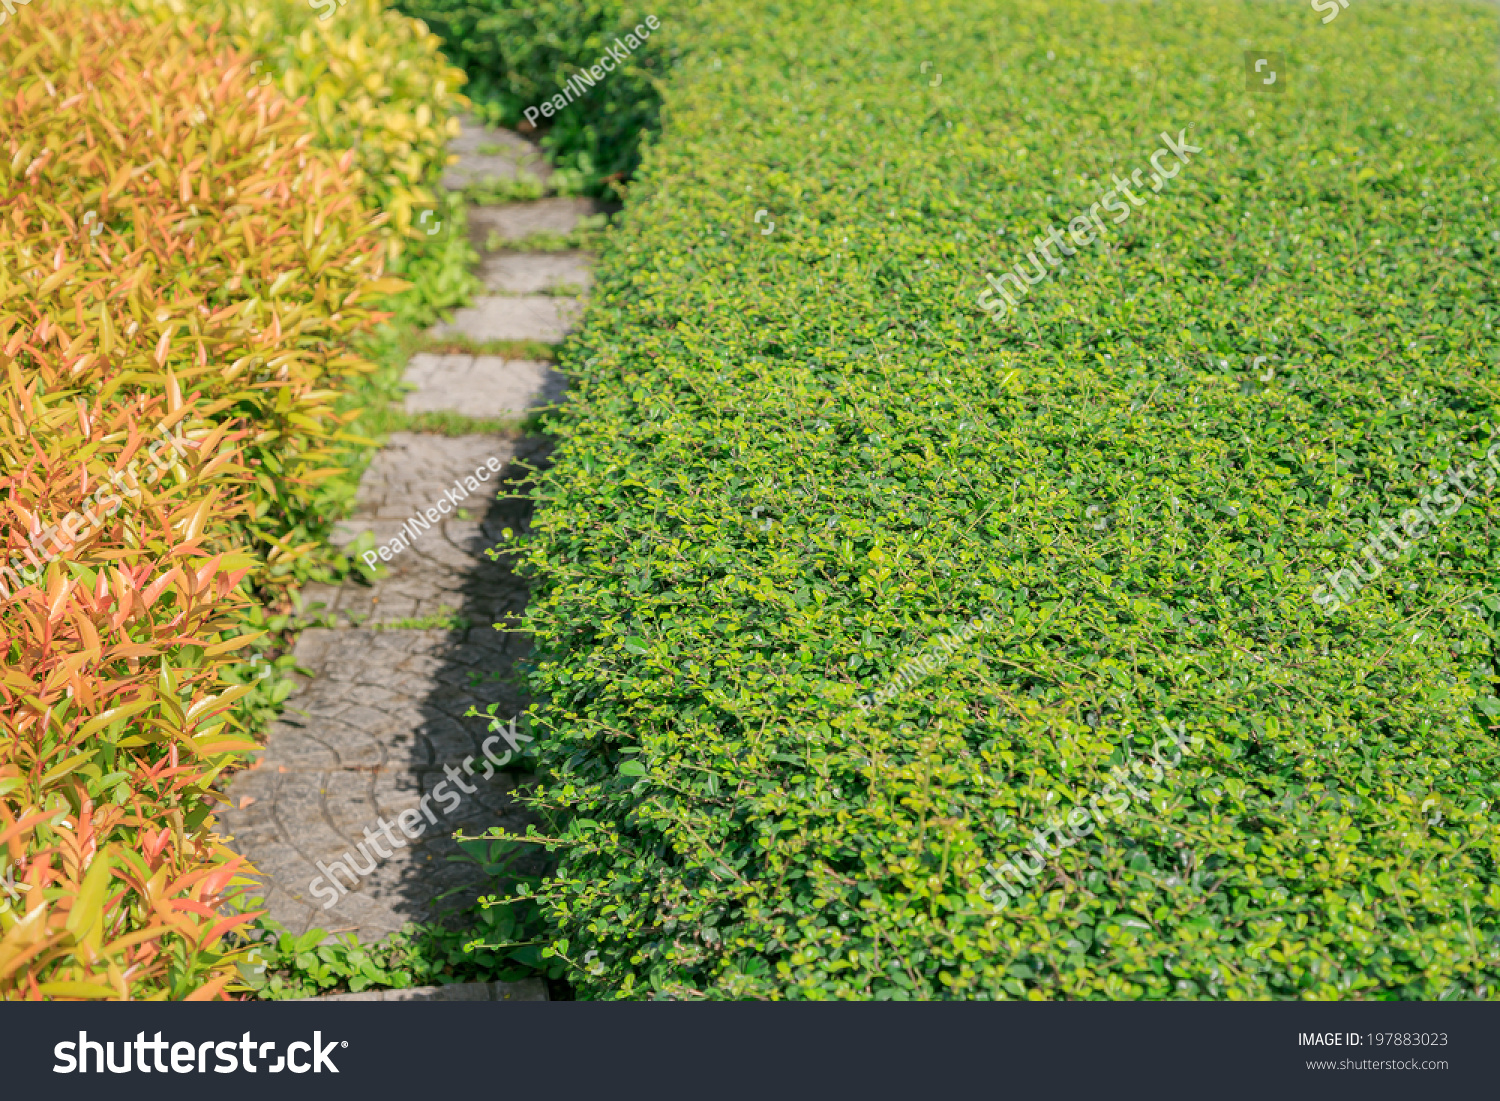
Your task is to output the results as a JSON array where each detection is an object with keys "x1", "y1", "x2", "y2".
[{"x1": 0, "y1": 6, "x2": 401, "y2": 997}]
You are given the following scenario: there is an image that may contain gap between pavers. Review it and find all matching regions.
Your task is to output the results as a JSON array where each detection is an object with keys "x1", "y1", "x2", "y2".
[
  {"x1": 442, "y1": 115, "x2": 553, "y2": 192},
  {"x1": 467, "y1": 198, "x2": 607, "y2": 244}
]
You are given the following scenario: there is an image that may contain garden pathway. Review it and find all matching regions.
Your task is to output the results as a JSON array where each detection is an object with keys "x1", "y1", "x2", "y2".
[{"x1": 221, "y1": 117, "x2": 601, "y2": 981}]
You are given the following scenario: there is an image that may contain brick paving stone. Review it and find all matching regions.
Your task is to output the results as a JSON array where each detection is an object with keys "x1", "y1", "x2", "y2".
[
  {"x1": 427, "y1": 295, "x2": 582, "y2": 344},
  {"x1": 442, "y1": 115, "x2": 552, "y2": 192},
  {"x1": 467, "y1": 198, "x2": 605, "y2": 245},
  {"x1": 403, "y1": 354, "x2": 565, "y2": 417},
  {"x1": 221, "y1": 628, "x2": 541, "y2": 942},
  {"x1": 301, "y1": 433, "x2": 548, "y2": 627},
  {"x1": 478, "y1": 251, "x2": 594, "y2": 295}
]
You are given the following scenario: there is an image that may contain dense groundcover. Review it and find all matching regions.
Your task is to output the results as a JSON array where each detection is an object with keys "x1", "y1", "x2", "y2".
[
  {"x1": 507, "y1": 0, "x2": 1500, "y2": 998},
  {"x1": 389, "y1": 0, "x2": 671, "y2": 191}
]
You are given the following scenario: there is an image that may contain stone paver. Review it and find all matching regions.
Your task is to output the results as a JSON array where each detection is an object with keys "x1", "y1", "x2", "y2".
[
  {"x1": 220, "y1": 626, "x2": 541, "y2": 941},
  {"x1": 467, "y1": 198, "x2": 606, "y2": 245},
  {"x1": 428, "y1": 296, "x2": 582, "y2": 344},
  {"x1": 298, "y1": 979, "x2": 547, "y2": 1002},
  {"x1": 303, "y1": 433, "x2": 549, "y2": 627},
  {"x1": 442, "y1": 115, "x2": 552, "y2": 192},
  {"x1": 478, "y1": 251, "x2": 594, "y2": 295},
  {"x1": 402, "y1": 354, "x2": 565, "y2": 417},
  {"x1": 225, "y1": 435, "x2": 552, "y2": 939}
]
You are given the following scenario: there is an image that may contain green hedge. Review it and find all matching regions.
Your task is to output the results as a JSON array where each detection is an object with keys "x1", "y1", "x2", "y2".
[
  {"x1": 389, "y1": 0, "x2": 675, "y2": 192},
  {"x1": 504, "y1": 0, "x2": 1500, "y2": 999}
]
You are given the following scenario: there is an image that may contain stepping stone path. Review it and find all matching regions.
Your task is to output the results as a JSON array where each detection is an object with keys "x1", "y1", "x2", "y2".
[{"x1": 222, "y1": 117, "x2": 605, "y2": 975}]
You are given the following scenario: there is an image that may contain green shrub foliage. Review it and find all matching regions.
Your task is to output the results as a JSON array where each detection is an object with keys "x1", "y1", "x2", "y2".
[
  {"x1": 390, "y1": 0, "x2": 674, "y2": 190},
  {"x1": 507, "y1": 0, "x2": 1500, "y2": 999}
]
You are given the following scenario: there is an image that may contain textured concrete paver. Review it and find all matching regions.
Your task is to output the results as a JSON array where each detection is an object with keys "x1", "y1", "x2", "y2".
[
  {"x1": 442, "y1": 115, "x2": 552, "y2": 191},
  {"x1": 428, "y1": 295, "x2": 582, "y2": 343},
  {"x1": 224, "y1": 433, "x2": 552, "y2": 942},
  {"x1": 468, "y1": 198, "x2": 605, "y2": 244},
  {"x1": 403, "y1": 354, "x2": 565, "y2": 417},
  {"x1": 302, "y1": 433, "x2": 548, "y2": 627},
  {"x1": 298, "y1": 979, "x2": 547, "y2": 1002},
  {"x1": 221, "y1": 627, "x2": 539, "y2": 942},
  {"x1": 478, "y1": 251, "x2": 594, "y2": 295}
]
